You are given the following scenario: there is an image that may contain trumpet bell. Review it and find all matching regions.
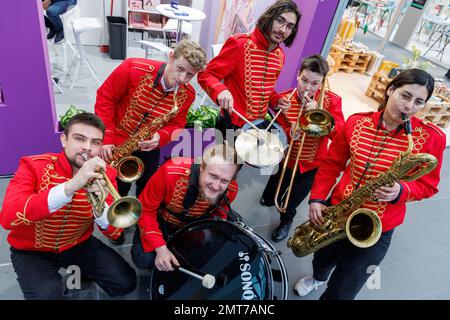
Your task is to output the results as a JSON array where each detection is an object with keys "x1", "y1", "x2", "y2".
[
  {"x1": 300, "y1": 109, "x2": 335, "y2": 137},
  {"x1": 116, "y1": 156, "x2": 144, "y2": 183},
  {"x1": 107, "y1": 196, "x2": 143, "y2": 228}
]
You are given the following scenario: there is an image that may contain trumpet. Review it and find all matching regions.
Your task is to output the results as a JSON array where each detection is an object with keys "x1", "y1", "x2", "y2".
[
  {"x1": 82, "y1": 154, "x2": 143, "y2": 228},
  {"x1": 274, "y1": 79, "x2": 335, "y2": 213}
]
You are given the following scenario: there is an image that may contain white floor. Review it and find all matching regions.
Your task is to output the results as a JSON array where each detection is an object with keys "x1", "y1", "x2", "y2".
[{"x1": 1, "y1": 41, "x2": 450, "y2": 300}]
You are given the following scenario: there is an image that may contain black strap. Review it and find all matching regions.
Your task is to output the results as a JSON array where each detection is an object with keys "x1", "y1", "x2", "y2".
[
  {"x1": 181, "y1": 163, "x2": 201, "y2": 212},
  {"x1": 223, "y1": 109, "x2": 233, "y2": 129},
  {"x1": 153, "y1": 63, "x2": 166, "y2": 88}
]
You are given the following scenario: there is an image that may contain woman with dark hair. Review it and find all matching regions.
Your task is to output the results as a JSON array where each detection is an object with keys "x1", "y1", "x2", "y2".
[
  {"x1": 295, "y1": 68, "x2": 446, "y2": 300},
  {"x1": 198, "y1": 0, "x2": 301, "y2": 137}
]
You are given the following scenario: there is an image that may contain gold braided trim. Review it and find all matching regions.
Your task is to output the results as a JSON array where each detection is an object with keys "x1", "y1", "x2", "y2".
[
  {"x1": 119, "y1": 70, "x2": 155, "y2": 132},
  {"x1": 34, "y1": 220, "x2": 91, "y2": 249},
  {"x1": 243, "y1": 40, "x2": 282, "y2": 119},
  {"x1": 119, "y1": 71, "x2": 189, "y2": 135},
  {"x1": 143, "y1": 230, "x2": 163, "y2": 236},
  {"x1": 168, "y1": 176, "x2": 189, "y2": 210},
  {"x1": 10, "y1": 195, "x2": 35, "y2": 227},
  {"x1": 345, "y1": 116, "x2": 429, "y2": 217},
  {"x1": 109, "y1": 228, "x2": 122, "y2": 238}
]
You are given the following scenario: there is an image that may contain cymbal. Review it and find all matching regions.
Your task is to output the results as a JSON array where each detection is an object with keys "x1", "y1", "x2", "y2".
[{"x1": 235, "y1": 129, "x2": 285, "y2": 168}]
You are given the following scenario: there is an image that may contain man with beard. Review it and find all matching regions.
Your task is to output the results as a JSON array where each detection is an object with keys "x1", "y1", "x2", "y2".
[
  {"x1": 131, "y1": 144, "x2": 240, "y2": 271},
  {"x1": 197, "y1": 0, "x2": 301, "y2": 139},
  {"x1": 0, "y1": 113, "x2": 137, "y2": 299}
]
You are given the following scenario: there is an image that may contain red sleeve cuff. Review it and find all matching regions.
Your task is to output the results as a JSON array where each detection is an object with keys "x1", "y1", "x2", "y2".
[
  {"x1": 209, "y1": 83, "x2": 228, "y2": 104},
  {"x1": 141, "y1": 232, "x2": 166, "y2": 253}
]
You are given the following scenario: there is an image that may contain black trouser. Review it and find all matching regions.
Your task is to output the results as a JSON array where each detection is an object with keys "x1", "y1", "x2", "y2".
[
  {"x1": 215, "y1": 113, "x2": 240, "y2": 143},
  {"x1": 312, "y1": 229, "x2": 394, "y2": 300},
  {"x1": 10, "y1": 236, "x2": 137, "y2": 300},
  {"x1": 131, "y1": 216, "x2": 178, "y2": 270},
  {"x1": 261, "y1": 167, "x2": 317, "y2": 224},
  {"x1": 117, "y1": 149, "x2": 160, "y2": 197}
]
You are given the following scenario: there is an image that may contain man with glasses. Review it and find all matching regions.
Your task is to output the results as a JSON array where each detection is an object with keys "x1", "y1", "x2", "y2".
[{"x1": 198, "y1": 0, "x2": 301, "y2": 138}]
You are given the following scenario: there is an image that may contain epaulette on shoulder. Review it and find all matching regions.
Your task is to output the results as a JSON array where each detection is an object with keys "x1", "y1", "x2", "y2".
[
  {"x1": 227, "y1": 181, "x2": 238, "y2": 192},
  {"x1": 28, "y1": 154, "x2": 57, "y2": 162},
  {"x1": 166, "y1": 163, "x2": 191, "y2": 177},
  {"x1": 131, "y1": 59, "x2": 156, "y2": 73},
  {"x1": 232, "y1": 32, "x2": 251, "y2": 40},
  {"x1": 420, "y1": 119, "x2": 445, "y2": 137},
  {"x1": 351, "y1": 111, "x2": 375, "y2": 117}
]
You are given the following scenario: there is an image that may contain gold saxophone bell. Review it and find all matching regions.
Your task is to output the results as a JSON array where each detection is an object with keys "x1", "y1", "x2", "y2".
[
  {"x1": 113, "y1": 155, "x2": 144, "y2": 183},
  {"x1": 83, "y1": 154, "x2": 143, "y2": 228},
  {"x1": 275, "y1": 78, "x2": 335, "y2": 213}
]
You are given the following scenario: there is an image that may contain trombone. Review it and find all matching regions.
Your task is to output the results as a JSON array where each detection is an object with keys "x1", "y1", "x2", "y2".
[
  {"x1": 274, "y1": 78, "x2": 335, "y2": 213},
  {"x1": 83, "y1": 154, "x2": 143, "y2": 228}
]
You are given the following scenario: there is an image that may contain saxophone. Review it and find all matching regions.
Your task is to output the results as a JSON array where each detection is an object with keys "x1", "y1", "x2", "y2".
[
  {"x1": 111, "y1": 87, "x2": 180, "y2": 183},
  {"x1": 287, "y1": 113, "x2": 438, "y2": 257}
]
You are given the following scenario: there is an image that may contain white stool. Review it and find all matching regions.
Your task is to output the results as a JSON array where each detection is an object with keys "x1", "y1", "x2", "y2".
[
  {"x1": 137, "y1": 40, "x2": 172, "y2": 61},
  {"x1": 69, "y1": 17, "x2": 102, "y2": 89}
]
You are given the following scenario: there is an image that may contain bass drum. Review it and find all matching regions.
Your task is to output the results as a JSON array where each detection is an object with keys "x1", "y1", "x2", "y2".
[{"x1": 150, "y1": 220, "x2": 288, "y2": 300}]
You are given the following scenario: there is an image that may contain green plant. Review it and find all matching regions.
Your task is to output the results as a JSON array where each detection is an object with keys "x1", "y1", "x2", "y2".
[
  {"x1": 186, "y1": 105, "x2": 220, "y2": 128},
  {"x1": 59, "y1": 105, "x2": 87, "y2": 129},
  {"x1": 402, "y1": 46, "x2": 434, "y2": 71}
]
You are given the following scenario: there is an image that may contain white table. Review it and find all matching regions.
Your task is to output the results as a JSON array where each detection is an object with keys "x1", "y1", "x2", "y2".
[{"x1": 156, "y1": 4, "x2": 206, "y2": 42}]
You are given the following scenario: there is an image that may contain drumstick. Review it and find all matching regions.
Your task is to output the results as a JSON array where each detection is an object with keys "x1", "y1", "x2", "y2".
[
  {"x1": 265, "y1": 88, "x2": 298, "y2": 132},
  {"x1": 233, "y1": 109, "x2": 268, "y2": 136},
  {"x1": 176, "y1": 266, "x2": 216, "y2": 289}
]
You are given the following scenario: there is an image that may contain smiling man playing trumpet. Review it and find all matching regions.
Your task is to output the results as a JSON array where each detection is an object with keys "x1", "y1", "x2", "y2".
[{"x1": 0, "y1": 113, "x2": 136, "y2": 300}]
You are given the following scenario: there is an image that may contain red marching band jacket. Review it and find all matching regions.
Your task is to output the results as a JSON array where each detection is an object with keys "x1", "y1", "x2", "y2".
[
  {"x1": 94, "y1": 58, "x2": 196, "y2": 147},
  {"x1": 274, "y1": 89, "x2": 345, "y2": 173},
  {"x1": 0, "y1": 152, "x2": 122, "y2": 253},
  {"x1": 137, "y1": 158, "x2": 238, "y2": 253},
  {"x1": 310, "y1": 112, "x2": 446, "y2": 232},
  {"x1": 197, "y1": 28, "x2": 284, "y2": 127}
]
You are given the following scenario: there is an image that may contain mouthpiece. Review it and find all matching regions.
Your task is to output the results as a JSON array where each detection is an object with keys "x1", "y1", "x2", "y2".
[{"x1": 401, "y1": 113, "x2": 412, "y2": 135}]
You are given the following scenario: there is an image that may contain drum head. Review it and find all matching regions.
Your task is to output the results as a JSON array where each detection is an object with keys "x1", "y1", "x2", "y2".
[{"x1": 150, "y1": 220, "x2": 274, "y2": 300}]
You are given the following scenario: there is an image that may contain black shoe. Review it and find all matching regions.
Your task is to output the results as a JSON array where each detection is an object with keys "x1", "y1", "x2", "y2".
[
  {"x1": 109, "y1": 232, "x2": 126, "y2": 245},
  {"x1": 259, "y1": 197, "x2": 272, "y2": 207},
  {"x1": 54, "y1": 31, "x2": 64, "y2": 44},
  {"x1": 47, "y1": 29, "x2": 56, "y2": 39},
  {"x1": 271, "y1": 222, "x2": 292, "y2": 243}
]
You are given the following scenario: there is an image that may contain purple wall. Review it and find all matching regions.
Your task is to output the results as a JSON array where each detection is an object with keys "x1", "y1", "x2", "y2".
[
  {"x1": 277, "y1": 0, "x2": 340, "y2": 90},
  {"x1": 0, "y1": 0, "x2": 60, "y2": 175}
]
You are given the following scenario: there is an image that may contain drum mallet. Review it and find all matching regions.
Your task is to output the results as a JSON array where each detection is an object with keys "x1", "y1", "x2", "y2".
[{"x1": 176, "y1": 266, "x2": 216, "y2": 289}]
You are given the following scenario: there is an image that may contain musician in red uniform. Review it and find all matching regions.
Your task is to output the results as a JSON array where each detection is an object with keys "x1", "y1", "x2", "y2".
[
  {"x1": 295, "y1": 69, "x2": 446, "y2": 300},
  {"x1": 95, "y1": 40, "x2": 207, "y2": 198},
  {"x1": 131, "y1": 144, "x2": 240, "y2": 272},
  {"x1": 197, "y1": 0, "x2": 301, "y2": 138},
  {"x1": 0, "y1": 113, "x2": 137, "y2": 299},
  {"x1": 260, "y1": 55, "x2": 345, "y2": 242}
]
